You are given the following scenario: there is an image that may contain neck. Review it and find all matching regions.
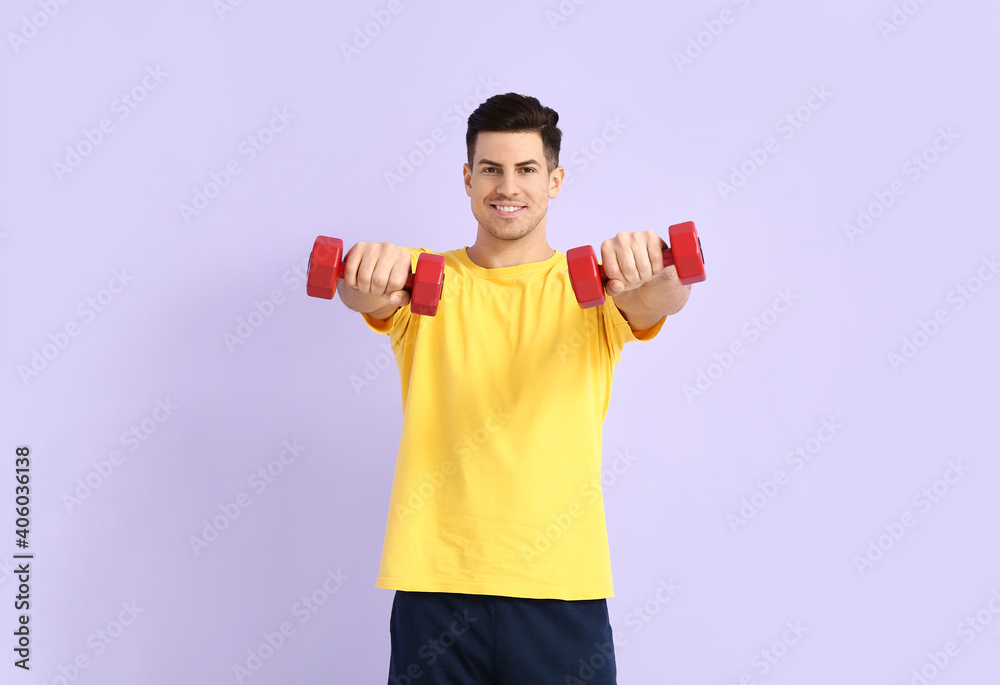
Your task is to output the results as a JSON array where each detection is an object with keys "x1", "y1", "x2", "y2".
[{"x1": 466, "y1": 224, "x2": 555, "y2": 269}]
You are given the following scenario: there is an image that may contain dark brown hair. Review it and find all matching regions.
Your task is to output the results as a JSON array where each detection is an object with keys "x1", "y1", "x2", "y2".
[{"x1": 466, "y1": 93, "x2": 562, "y2": 173}]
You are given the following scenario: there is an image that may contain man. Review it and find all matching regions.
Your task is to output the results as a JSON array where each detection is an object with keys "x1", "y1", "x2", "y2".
[{"x1": 338, "y1": 93, "x2": 690, "y2": 684}]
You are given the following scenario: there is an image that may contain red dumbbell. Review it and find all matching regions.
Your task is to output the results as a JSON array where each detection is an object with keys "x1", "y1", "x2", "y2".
[
  {"x1": 306, "y1": 236, "x2": 446, "y2": 316},
  {"x1": 566, "y1": 221, "x2": 706, "y2": 308}
]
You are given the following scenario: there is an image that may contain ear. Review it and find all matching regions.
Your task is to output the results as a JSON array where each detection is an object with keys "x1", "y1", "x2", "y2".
[{"x1": 548, "y1": 166, "x2": 565, "y2": 199}]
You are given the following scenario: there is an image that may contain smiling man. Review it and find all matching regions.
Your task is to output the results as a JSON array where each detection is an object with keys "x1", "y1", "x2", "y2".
[{"x1": 337, "y1": 93, "x2": 691, "y2": 684}]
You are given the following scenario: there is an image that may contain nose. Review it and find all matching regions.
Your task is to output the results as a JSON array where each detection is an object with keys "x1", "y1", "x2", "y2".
[{"x1": 497, "y1": 173, "x2": 520, "y2": 198}]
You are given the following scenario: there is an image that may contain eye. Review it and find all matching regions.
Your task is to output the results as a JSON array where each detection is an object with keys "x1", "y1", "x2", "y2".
[
  {"x1": 521, "y1": 167, "x2": 536, "y2": 173},
  {"x1": 483, "y1": 167, "x2": 498, "y2": 173}
]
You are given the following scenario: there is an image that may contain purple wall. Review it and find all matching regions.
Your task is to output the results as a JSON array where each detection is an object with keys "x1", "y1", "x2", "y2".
[{"x1": 1, "y1": 0, "x2": 998, "y2": 683}]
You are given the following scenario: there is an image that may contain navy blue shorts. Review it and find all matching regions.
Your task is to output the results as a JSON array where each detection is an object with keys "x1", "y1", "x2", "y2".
[{"x1": 387, "y1": 590, "x2": 617, "y2": 685}]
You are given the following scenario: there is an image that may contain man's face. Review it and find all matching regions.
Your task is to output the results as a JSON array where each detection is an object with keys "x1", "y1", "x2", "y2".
[{"x1": 463, "y1": 130, "x2": 563, "y2": 242}]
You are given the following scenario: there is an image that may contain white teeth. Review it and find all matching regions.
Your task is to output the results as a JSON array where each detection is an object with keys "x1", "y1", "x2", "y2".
[{"x1": 496, "y1": 205, "x2": 522, "y2": 213}]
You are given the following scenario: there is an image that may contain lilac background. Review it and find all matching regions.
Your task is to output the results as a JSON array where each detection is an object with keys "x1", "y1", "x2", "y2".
[{"x1": 2, "y1": 0, "x2": 999, "y2": 683}]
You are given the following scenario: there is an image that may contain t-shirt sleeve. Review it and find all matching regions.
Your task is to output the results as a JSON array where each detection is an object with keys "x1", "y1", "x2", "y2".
[
  {"x1": 361, "y1": 308, "x2": 401, "y2": 334},
  {"x1": 600, "y1": 295, "x2": 667, "y2": 365}
]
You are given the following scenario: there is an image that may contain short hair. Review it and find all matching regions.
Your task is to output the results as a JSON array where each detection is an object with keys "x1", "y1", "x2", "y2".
[{"x1": 466, "y1": 93, "x2": 562, "y2": 174}]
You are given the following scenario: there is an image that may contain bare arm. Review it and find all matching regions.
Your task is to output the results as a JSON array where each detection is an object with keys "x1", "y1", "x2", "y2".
[
  {"x1": 613, "y1": 267, "x2": 691, "y2": 332},
  {"x1": 338, "y1": 283, "x2": 399, "y2": 320}
]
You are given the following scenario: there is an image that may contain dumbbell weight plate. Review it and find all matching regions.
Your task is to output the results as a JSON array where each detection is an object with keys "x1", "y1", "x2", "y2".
[
  {"x1": 410, "y1": 253, "x2": 446, "y2": 316},
  {"x1": 566, "y1": 245, "x2": 605, "y2": 308},
  {"x1": 306, "y1": 236, "x2": 344, "y2": 299},
  {"x1": 667, "y1": 222, "x2": 706, "y2": 285}
]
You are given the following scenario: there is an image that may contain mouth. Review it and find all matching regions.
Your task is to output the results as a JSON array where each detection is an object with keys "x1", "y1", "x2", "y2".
[{"x1": 490, "y1": 203, "x2": 526, "y2": 218}]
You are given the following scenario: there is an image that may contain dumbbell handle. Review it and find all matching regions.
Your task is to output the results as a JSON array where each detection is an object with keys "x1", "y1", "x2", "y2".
[
  {"x1": 307, "y1": 236, "x2": 446, "y2": 315},
  {"x1": 306, "y1": 248, "x2": 418, "y2": 300},
  {"x1": 331, "y1": 259, "x2": 418, "y2": 292},
  {"x1": 596, "y1": 248, "x2": 675, "y2": 283}
]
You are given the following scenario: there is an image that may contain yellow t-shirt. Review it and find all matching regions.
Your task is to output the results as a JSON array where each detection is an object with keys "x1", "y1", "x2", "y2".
[{"x1": 361, "y1": 246, "x2": 665, "y2": 600}]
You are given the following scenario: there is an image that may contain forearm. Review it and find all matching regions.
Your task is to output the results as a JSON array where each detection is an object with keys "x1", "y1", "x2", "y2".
[
  {"x1": 338, "y1": 282, "x2": 397, "y2": 317},
  {"x1": 614, "y1": 266, "x2": 691, "y2": 319}
]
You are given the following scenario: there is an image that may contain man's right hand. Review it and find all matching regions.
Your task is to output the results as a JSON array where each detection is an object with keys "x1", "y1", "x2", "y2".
[{"x1": 338, "y1": 241, "x2": 413, "y2": 317}]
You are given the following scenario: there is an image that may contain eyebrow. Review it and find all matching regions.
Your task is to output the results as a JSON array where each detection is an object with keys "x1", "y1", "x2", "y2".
[{"x1": 477, "y1": 158, "x2": 541, "y2": 168}]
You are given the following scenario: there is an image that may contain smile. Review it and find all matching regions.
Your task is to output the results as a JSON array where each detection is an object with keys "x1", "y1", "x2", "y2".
[{"x1": 491, "y1": 204, "x2": 526, "y2": 217}]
